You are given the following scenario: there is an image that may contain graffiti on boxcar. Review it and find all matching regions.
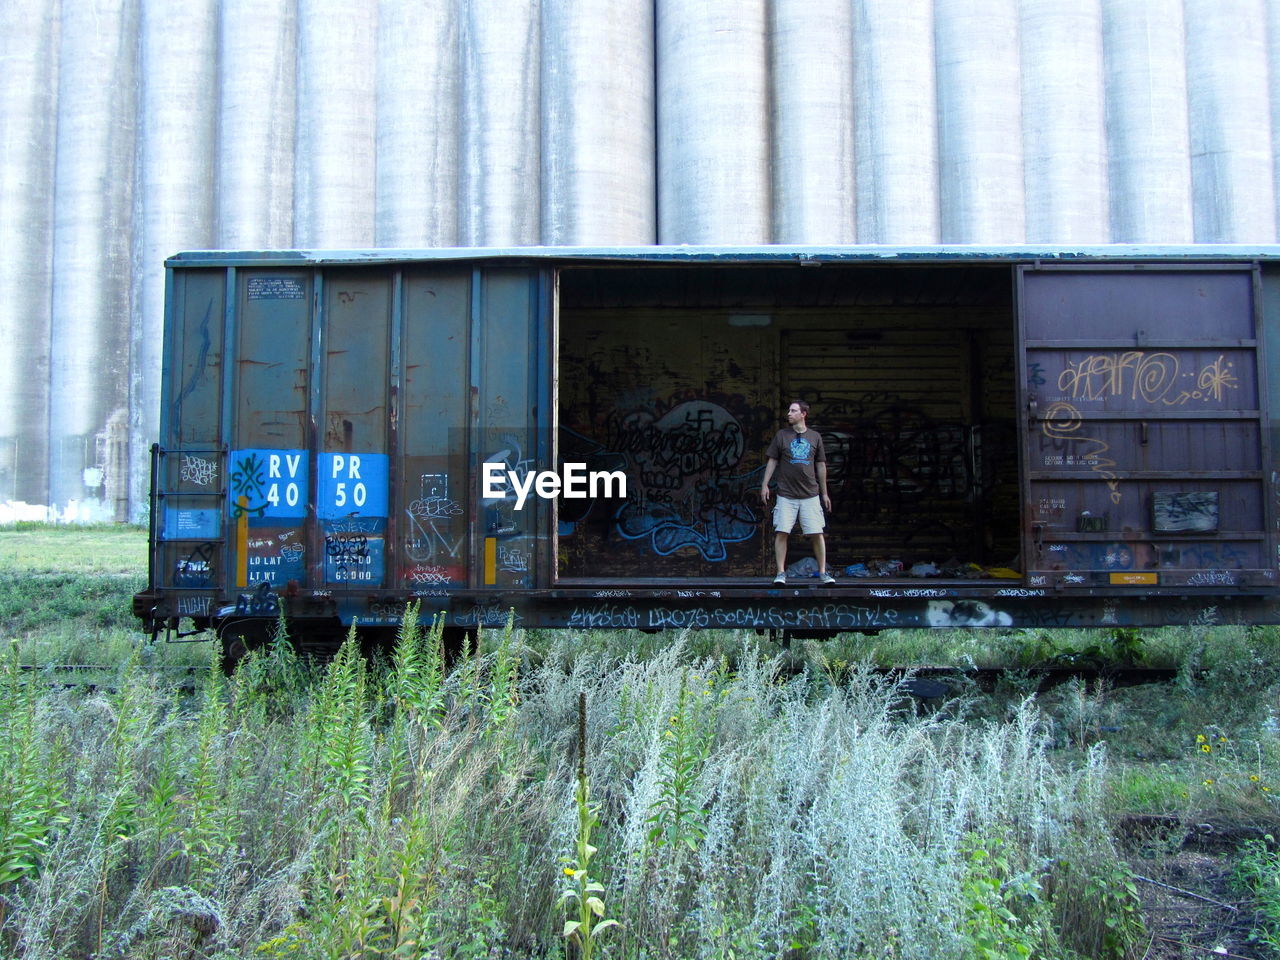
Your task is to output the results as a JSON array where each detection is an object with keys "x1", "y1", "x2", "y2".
[
  {"x1": 174, "y1": 541, "x2": 216, "y2": 587},
  {"x1": 498, "y1": 544, "x2": 529, "y2": 573},
  {"x1": 1178, "y1": 543, "x2": 1248, "y2": 569},
  {"x1": 235, "y1": 581, "x2": 279, "y2": 616},
  {"x1": 325, "y1": 532, "x2": 369, "y2": 569},
  {"x1": 453, "y1": 602, "x2": 523, "y2": 628},
  {"x1": 801, "y1": 392, "x2": 1006, "y2": 532},
  {"x1": 926, "y1": 600, "x2": 1012, "y2": 628},
  {"x1": 567, "y1": 604, "x2": 640, "y2": 629},
  {"x1": 1044, "y1": 541, "x2": 1137, "y2": 570},
  {"x1": 584, "y1": 398, "x2": 763, "y2": 561},
  {"x1": 405, "y1": 473, "x2": 465, "y2": 565},
  {"x1": 565, "y1": 601, "x2": 904, "y2": 630},
  {"x1": 406, "y1": 564, "x2": 452, "y2": 585},
  {"x1": 482, "y1": 433, "x2": 535, "y2": 535},
  {"x1": 176, "y1": 595, "x2": 212, "y2": 617},
  {"x1": 229, "y1": 452, "x2": 270, "y2": 517},
  {"x1": 1187, "y1": 570, "x2": 1238, "y2": 586},
  {"x1": 1056, "y1": 352, "x2": 1239, "y2": 406},
  {"x1": 1018, "y1": 606, "x2": 1076, "y2": 628},
  {"x1": 1039, "y1": 401, "x2": 1121, "y2": 504},
  {"x1": 180, "y1": 454, "x2": 217, "y2": 487}
]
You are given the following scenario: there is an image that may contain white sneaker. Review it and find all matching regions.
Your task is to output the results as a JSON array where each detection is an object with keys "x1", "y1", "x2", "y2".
[
  {"x1": 819, "y1": 572, "x2": 836, "y2": 585},
  {"x1": 773, "y1": 572, "x2": 786, "y2": 585}
]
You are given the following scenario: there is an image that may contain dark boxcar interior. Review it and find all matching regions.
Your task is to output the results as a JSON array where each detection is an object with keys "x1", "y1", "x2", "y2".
[{"x1": 556, "y1": 264, "x2": 1021, "y2": 580}]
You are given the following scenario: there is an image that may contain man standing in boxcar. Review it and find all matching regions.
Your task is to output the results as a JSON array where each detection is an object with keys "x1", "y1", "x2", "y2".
[{"x1": 760, "y1": 400, "x2": 835, "y2": 585}]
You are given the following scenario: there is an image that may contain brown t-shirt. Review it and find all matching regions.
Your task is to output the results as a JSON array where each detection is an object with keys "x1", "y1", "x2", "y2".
[{"x1": 766, "y1": 427, "x2": 826, "y2": 501}]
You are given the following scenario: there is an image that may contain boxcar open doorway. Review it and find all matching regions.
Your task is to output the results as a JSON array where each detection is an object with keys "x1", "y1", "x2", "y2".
[{"x1": 555, "y1": 263, "x2": 1021, "y2": 583}]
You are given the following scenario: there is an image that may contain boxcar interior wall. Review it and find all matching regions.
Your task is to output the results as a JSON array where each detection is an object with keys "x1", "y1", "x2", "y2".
[{"x1": 556, "y1": 264, "x2": 1020, "y2": 581}]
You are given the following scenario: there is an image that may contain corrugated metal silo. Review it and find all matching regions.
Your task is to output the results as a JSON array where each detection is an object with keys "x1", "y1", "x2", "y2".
[
  {"x1": 934, "y1": 0, "x2": 1025, "y2": 243},
  {"x1": 1020, "y1": 0, "x2": 1109, "y2": 243},
  {"x1": 770, "y1": 0, "x2": 856, "y2": 244},
  {"x1": 376, "y1": 0, "x2": 460, "y2": 247},
  {"x1": 1185, "y1": 0, "x2": 1277, "y2": 241},
  {"x1": 134, "y1": 0, "x2": 218, "y2": 521},
  {"x1": 48, "y1": 0, "x2": 138, "y2": 521},
  {"x1": 1102, "y1": 0, "x2": 1194, "y2": 242},
  {"x1": 294, "y1": 0, "x2": 377, "y2": 247},
  {"x1": 541, "y1": 0, "x2": 656, "y2": 245},
  {"x1": 0, "y1": 0, "x2": 57, "y2": 510},
  {"x1": 217, "y1": 0, "x2": 297, "y2": 248},
  {"x1": 459, "y1": 0, "x2": 542, "y2": 246},
  {"x1": 854, "y1": 0, "x2": 940, "y2": 243},
  {"x1": 656, "y1": 0, "x2": 771, "y2": 244}
]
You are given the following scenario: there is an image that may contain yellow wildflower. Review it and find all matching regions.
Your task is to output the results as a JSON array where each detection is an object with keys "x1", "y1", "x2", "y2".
[
  {"x1": 1201, "y1": 744, "x2": 1212, "y2": 753},
  {"x1": 1196, "y1": 735, "x2": 1207, "y2": 744},
  {"x1": 1203, "y1": 778, "x2": 1215, "y2": 786},
  {"x1": 1252, "y1": 775, "x2": 1261, "y2": 782}
]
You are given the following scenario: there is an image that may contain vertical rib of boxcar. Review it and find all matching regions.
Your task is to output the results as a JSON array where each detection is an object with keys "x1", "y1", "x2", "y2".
[
  {"x1": 226, "y1": 270, "x2": 313, "y2": 605},
  {"x1": 1018, "y1": 264, "x2": 1275, "y2": 596},
  {"x1": 316, "y1": 270, "x2": 393, "y2": 597},
  {"x1": 399, "y1": 268, "x2": 473, "y2": 593},
  {"x1": 149, "y1": 267, "x2": 228, "y2": 625},
  {"x1": 468, "y1": 268, "x2": 546, "y2": 599}
]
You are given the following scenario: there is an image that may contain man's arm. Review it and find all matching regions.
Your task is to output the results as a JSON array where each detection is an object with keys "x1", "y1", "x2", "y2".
[
  {"x1": 816, "y1": 461, "x2": 831, "y2": 512},
  {"x1": 760, "y1": 457, "x2": 777, "y2": 504}
]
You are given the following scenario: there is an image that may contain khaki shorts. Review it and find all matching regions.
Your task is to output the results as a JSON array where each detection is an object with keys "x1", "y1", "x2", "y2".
[{"x1": 773, "y1": 495, "x2": 825, "y2": 535}]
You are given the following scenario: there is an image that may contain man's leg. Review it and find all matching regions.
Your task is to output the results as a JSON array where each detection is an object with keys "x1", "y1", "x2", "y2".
[
  {"x1": 774, "y1": 531, "x2": 789, "y2": 575},
  {"x1": 811, "y1": 533, "x2": 826, "y2": 574}
]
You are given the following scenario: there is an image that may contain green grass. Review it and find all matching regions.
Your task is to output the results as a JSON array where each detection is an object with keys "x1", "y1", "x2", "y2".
[
  {"x1": 0, "y1": 525, "x2": 1277, "y2": 956},
  {"x1": 0, "y1": 523, "x2": 145, "y2": 574}
]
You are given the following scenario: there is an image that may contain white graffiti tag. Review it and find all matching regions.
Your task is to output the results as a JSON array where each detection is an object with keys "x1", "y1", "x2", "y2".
[{"x1": 181, "y1": 455, "x2": 218, "y2": 486}]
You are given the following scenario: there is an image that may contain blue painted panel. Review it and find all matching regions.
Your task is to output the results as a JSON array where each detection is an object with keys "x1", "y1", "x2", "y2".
[
  {"x1": 163, "y1": 507, "x2": 220, "y2": 540},
  {"x1": 317, "y1": 453, "x2": 388, "y2": 519},
  {"x1": 228, "y1": 448, "x2": 308, "y2": 519},
  {"x1": 245, "y1": 520, "x2": 307, "y2": 585},
  {"x1": 322, "y1": 516, "x2": 387, "y2": 585}
]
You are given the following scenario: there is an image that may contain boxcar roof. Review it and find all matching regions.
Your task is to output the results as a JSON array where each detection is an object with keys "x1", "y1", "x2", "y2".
[{"x1": 167, "y1": 244, "x2": 1280, "y2": 268}]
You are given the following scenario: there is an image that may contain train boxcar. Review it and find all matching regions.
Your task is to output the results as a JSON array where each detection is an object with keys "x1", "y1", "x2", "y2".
[{"x1": 132, "y1": 246, "x2": 1280, "y2": 655}]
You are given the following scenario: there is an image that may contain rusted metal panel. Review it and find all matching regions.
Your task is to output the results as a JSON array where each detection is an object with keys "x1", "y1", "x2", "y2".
[
  {"x1": 318, "y1": 270, "x2": 392, "y2": 588},
  {"x1": 1019, "y1": 265, "x2": 1273, "y2": 586},
  {"x1": 398, "y1": 269, "x2": 472, "y2": 592},
  {"x1": 474, "y1": 269, "x2": 542, "y2": 591},
  {"x1": 154, "y1": 268, "x2": 226, "y2": 608},
  {"x1": 228, "y1": 271, "x2": 313, "y2": 592}
]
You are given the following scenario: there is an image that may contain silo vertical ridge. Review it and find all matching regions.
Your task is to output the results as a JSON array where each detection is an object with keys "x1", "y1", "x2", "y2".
[
  {"x1": 459, "y1": 0, "x2": 542, "y2": 247},
  {"x1": 217, "y1": 0, "x2": 297, "y2": 249},
  {"x1": 48, "y1": 0, "x2": 139, "y2": 520},
  {"x1": 656, "y1": 0, "x2": 772, "y2": 244},
  {"x1": 1020, "y1": 0, "x2": 1109, "y2": 243},
  {"x1": 0, "y1": 0, "x2": 57, "y2": 509},
  {"x1": 134, "y1": 0, "x2": 218, "y2": 521},
  {"x1": 854, "y1": 0, "x2": 940, "y2": 244},
  {"x1": 376, "y1": 0, "x2": 460, "y2": 247},
  {"x1": 934, "y1": 0, "x2": 1025, "y2": 243},
  {"x1": 294, "y1": 0, "x2": 377, "y2": 248},
  {"x1": 541, "y1": 0, "x2": 656, "y2": 245},
  {"x1": 1185, "y1": 0, "x2": 1276, "y2": 241},
  {"x1": 1102, "y1": 0, "x2": 1194, "y2": 242},
  {"x1": 770, "y1": 0, "x2": 856, "y2": 244}
]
